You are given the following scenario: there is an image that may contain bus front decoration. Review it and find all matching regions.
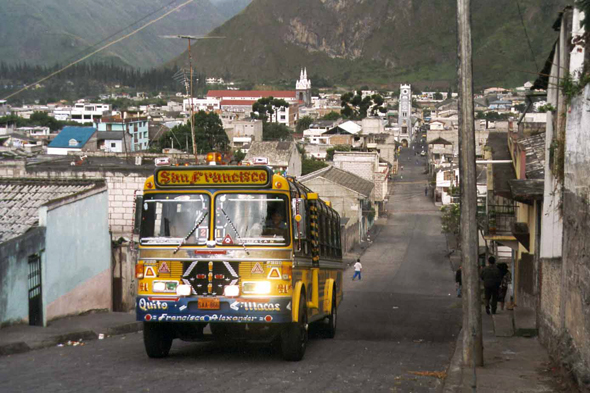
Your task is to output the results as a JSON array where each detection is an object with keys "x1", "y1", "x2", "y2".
[{"x1": 135, "y1": 164, "x2": 343, "y2": 361}]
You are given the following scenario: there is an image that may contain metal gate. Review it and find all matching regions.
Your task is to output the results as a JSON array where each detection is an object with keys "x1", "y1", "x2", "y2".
[{"x1": 28, "y1": 254, "x2": 43, "y2": 326}]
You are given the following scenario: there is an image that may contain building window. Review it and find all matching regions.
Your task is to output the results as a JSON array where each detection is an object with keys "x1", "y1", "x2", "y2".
[
  {"x1": 68, "y1": 138, "x2": 78, "y2": 147},
  {"x1": 111, "y1": 142, "x2": 117, "y2": 148}
]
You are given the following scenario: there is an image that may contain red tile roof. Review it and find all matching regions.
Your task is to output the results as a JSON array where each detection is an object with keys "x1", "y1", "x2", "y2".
[
  {"x1": 207, "y1": 90, "x2": 296, "y2": 99},
  {"x1": 220, "y1": 100, "x2": 257, "y2": 106}
]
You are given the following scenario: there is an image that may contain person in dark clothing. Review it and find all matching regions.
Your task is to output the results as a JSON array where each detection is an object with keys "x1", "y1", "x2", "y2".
[
  {"x1": 481, "y1": 256, "x2": 502, "y2": 314},
  {"x1": 455, "y1": 266, "x2": 462, "y2": 298}
]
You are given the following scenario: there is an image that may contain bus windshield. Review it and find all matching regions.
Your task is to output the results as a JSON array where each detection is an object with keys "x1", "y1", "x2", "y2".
[
  {"x1": 214, "y1": 193, "x2": 290, "y2": 246},
  {"x1": 140, "y1": 194, "x2": 210, "y2": 246}
]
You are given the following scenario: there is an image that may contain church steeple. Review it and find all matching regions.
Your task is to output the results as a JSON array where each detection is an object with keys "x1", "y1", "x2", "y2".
[{"x1": 296, "y1": 67, "x2": 312, "y2": 107}]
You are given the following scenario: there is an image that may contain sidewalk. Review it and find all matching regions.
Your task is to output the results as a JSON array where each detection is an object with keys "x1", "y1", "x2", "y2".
[
  {"x1": 442, "y1": 309, "x2": 569, "y2": 393},
  {"x1": 0, "y1": 311, "x2": 141, "y2": 356}
]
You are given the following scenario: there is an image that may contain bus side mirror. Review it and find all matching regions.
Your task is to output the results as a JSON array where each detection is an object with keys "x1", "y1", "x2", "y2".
[
  {"x1": 133, "y1": 195, "x2": 143, "y2": 234},
  {"x1": 292, "y1": 198, "x2": 306, "y2": 240}
]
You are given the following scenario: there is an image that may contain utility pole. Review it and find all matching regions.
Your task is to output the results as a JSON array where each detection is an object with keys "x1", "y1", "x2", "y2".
[
  {"x1": 163, "y1": 35, "x2": 224, "y2": 163},
  {"x1": 457, "y1": 0, "x2": 483, "y2": 376}
]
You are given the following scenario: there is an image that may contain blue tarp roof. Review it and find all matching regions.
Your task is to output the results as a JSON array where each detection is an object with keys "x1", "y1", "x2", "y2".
[{"x1": 49, "y1": 126, "x2": 96, "y2": 148}]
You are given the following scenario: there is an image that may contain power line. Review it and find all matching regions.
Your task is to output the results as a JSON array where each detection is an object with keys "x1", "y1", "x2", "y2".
[
  {"x1": 515, "y1": 0, "x2": 539, "y2": 73},
  {"x1": 3, "y1": 0, "x2": 195, "y2": 101},
  {"x1": 57, "y1": 0, "x2": 181, "y2": 68}
]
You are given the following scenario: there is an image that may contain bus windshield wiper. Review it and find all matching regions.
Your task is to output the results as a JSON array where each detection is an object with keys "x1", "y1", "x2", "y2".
[
  {"x1": 220, "y1": 208, "x2": 249, "y2": 255},
  {"x1": 173, "y1": 211, "x2": 208, "y2": 254}
]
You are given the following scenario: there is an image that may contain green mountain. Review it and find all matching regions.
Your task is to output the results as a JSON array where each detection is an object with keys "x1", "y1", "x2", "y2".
[
  {"x1": 173, "y1": 0, "x2": 567, "y2": 89},
  {"x1": 0, "y1": 0, "x2": 251, "y2": 69}
]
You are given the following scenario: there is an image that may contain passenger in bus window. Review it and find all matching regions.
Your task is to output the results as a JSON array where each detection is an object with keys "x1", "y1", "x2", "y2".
[{"x1": 264, "y1": 211, "x2": 288, "y2": 238}]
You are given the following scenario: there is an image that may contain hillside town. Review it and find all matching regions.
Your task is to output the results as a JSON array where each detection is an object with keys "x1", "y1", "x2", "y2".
[{"x1": 0, "y1": 2, "x2": 589, "y2": 392}]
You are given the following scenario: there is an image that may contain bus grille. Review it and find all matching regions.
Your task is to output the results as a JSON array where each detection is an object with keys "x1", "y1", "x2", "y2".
[{"x1": 181, "y1": 261, "x2": 240, "y2": 296}]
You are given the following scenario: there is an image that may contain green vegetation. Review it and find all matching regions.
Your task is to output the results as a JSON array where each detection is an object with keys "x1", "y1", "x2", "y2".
[
  {"x1": 326, "y1": 145, "x2": 351, "y2": 161},
  {"x1": 340, "y1": 91, "x2": 386, "y2": 119},
  {"x1": 0, "y1": 61, "x2": 196, "y2": 104},
  {"x1": 0, "y1": 0, "x2": 248, "y2": 69},
  {"x1": 320, "y1": 112, "x2": 341, "y2": 121},
  {"x1": 475, "y1": 111, "x2": 512, "y2": 120},
  {"x1": 233, "y1": 149, "x2": 247, "y2": 162},
  {"x1": 262, "y1": 123, "x2": 293, "y2": 141},
  {"x1": 0, "y1": 112, "x2": 81, "y2": 132},
  {"x1": 151, "y1": 111, "x2": 228, "y2": 154},
  {"x1": 177, "y1": 0, "x2": 565, "y2": 89},
  {"x1": 441, "y1": 203, "x2": 461, "y2": 247},
  {"x1": 296, "y1": 116, "x2": 314, "y2": 133},
  {"x1": 251, "y1": 97, "x2": 290, "y2": 123},
  {"x1": 302, "y1": 157, "x2": 328, "y2": 175}
]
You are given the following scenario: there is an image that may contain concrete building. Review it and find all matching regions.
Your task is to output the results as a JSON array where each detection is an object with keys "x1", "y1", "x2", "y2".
[
  {"x1": 224, "y1": 118, "x2": 263, "y2": 150},
  {"x1": 0, "y1": 178, "x2": 110, "y2": 327},
  {"x1": 332, "y1": 151, "x2": 388, "y2": 214},
  {"x1": 70, "y1": 102, "x2": 111, "y2": 124},
  {"x1": 298, "y1": 166, "x2": 374, "y2": 252},
  {"x1": 97, "y1": 115, "x2": 149, "y2": 152}
]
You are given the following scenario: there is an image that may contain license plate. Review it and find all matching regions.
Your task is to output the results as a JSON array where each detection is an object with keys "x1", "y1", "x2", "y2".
[{"x1": 198, "y1": 298, "x2": 220, "y2": 310}]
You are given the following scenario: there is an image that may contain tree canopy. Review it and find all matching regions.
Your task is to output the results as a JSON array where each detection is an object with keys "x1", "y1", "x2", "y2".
[
  {"x1": 340, "y1": 91, "x2": 386, "y2": 120},
  {"x1": 153, "y1": 111, "x2": 228, "y2": 154},
  {"x1": 251, "y1": 96, "x2": 290, "y2": 122},
  {"x1": 320, "y1": 111, "x2": 342, "y2": 121},
  {"x1": 302, "y1": 157, "x2": 328, "y2": 175},
  {"x1": 326, "y1": 144, "x2": 352, "y2": 161},
  {"x1": 296, "y1": 116, "x2": 314, "y2": 133},
  {"x1": 263, "y1": 122, "x2": 292, "y2": 141}
]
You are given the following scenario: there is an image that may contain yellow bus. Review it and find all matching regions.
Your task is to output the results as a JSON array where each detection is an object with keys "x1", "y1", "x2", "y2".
[{"x1": 135, "y1": 164, "x2": 343, "y2": 361}]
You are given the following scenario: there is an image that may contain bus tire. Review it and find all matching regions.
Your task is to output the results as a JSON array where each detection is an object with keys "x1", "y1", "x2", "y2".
[
  {"x1": 325, "y1": 288, "x2": 337, "y2": 339},
  {"x1": 143, "y1": 322, "x2": 173, "y2": 358},
  {"x1": 281, "y1": 293, "x2": 308, "y2": 361}
]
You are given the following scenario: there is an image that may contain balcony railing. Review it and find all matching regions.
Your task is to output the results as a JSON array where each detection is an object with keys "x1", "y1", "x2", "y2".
[{"x1": 483, "y1": 204, "x2": 517, "y2": 236}]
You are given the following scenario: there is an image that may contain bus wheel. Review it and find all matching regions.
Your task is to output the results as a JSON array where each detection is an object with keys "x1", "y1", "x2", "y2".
[
  {"x1": 326, "y1": 290, "x2": 337, "y2": 339},
  {"x1": 281, "y1": 293, "x2": 308, "y2": 361},
  {"x1": 143, "y1": 322, "x2": 173, "y2": 358}
]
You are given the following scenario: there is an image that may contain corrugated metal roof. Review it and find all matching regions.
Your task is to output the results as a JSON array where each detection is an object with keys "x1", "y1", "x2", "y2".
[
  {"x1": 245, "y1": 141, "x2": 296, "y2": 165},
  {"x1": 518, "y1": 132, "x2": 545, "y2": 180},
  {"x1": 48, "y1": 126, "x2": 96, "y2": 148},
  {"x1": 0, "y1": 179, "x2": 102, "y2": 243},
  {"x1": 299, "y1": 166, "x2": 374, "y2": 198}
]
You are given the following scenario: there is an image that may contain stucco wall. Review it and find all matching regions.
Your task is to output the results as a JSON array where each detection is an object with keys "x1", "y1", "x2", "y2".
[
  {"x1": 300, "y1": 177, "x2": 362, "y2": 224},
  {"x1": 0, "y1": 228, "x2": 46, "y2": 326},
  {"x1": 43, "y1": 190, "x2": 111, "y2": 322},
  {"x1": 559, "y1": 84, "x2": 590, "y2": 384}
]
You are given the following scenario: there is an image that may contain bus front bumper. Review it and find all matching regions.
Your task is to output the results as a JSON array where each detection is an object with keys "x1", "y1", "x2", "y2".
[{"x1": 135, "y1": 295, "x2": 293, "y2": 324}]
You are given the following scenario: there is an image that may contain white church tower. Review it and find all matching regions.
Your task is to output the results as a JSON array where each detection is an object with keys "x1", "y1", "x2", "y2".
[
  {"x1": 398, "y1": 84, "x2": 413, "y2": 146},
  {"x1": 296, "y1": 68, "x2": 312, "y2": 107}
]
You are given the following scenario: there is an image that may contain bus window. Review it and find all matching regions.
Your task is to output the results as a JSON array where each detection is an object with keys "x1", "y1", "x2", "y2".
[
  {"x1": 214, "y1": 193, "x2": 290, "y2": 246},
  {"x1": 140, "y1": 194, "x2": 210, "y2": 245}
]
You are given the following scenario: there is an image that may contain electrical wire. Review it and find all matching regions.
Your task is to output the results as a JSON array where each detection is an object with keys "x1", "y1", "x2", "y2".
[
  {"x1": 57, "y1": 0, "x2": 181, "y2": 68},
  {"x1": 3, "y1": 0, "x2": 195, "y2": 101},
  {"x1": 515, "y1": 0, "x2": 539, "y2": 73}
]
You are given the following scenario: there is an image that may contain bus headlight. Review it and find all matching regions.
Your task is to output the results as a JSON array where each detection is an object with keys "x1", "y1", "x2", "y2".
[
  {"x1": 224, "y1": 285, "x2": 240, "y2": 297},
  {"x1": 153, "y1": 282, "x2": 166, "y2": 292},
  {"x1": 176, "y1": 284, "x2": 192, "y2": 296},
  {"x1": 242, "y1": 281, "x2": 271, "y2": 295}
]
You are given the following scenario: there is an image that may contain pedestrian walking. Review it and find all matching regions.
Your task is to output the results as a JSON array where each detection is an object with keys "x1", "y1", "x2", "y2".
[
  {"x1": 497, "y1": 263, "x2": 512, "y2": 310},
  {"x1": 481, "y1": 256, "x2": 502, "y2": 314},
  {"x1": 424, "y1": 186, "x2": 428, "y2": 196},
  {"x1": 455, "y1": 266, "x2": 462, "y2": 297},
  {"x1": 352, "y1": 258, "x2": 363, "y2": 281}
]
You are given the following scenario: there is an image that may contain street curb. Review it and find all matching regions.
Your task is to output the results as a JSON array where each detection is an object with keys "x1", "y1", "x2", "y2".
[
  {"x1": 441, "y1": 329, "x2": 464, "y2": 393},
  {"x1": 0, "y1": 342, "x2": 30, "y2": 356},
  {"x1": 0, "y1": 322, "x2": 143, "y2": 357},
  {"x1": 106, "y1": 321, "x2": 143, "y2": 336}
]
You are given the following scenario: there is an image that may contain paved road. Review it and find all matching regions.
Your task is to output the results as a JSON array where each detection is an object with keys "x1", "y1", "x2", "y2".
[{"x1": 0, "y1": 144, "x2": 461, "y2": 393}]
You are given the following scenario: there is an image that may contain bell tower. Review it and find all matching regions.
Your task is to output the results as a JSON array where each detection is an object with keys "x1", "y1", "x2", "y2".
[
  {"x1": 296, "y1": 68, "x2": 312, "y2": 107},
  {"x1": 398, "y1": 84, "x2": 413, "y2": 145}
]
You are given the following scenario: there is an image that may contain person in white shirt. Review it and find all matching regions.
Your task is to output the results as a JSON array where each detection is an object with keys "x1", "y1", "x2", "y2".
[{"x1": 352, "y1": 259, "x2": 363, "y2": 281}]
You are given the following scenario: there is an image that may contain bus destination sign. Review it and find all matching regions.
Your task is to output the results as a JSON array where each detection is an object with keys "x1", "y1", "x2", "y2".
[{"x1": 155, "y1": 167, "x2": 271, "y2": 188}]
